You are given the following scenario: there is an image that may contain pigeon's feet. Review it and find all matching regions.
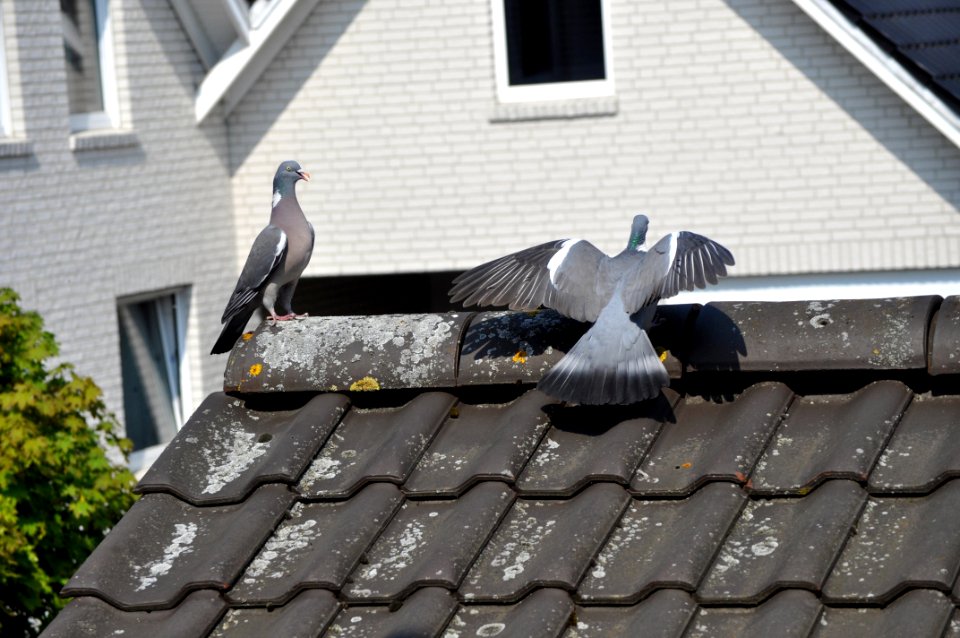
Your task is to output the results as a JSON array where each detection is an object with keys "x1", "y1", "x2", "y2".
[{"x1": 269, "y1": 313, "x2": 297, "y2": 322}]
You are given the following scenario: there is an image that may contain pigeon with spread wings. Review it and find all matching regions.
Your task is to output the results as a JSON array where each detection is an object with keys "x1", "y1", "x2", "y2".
[
  {"x1": 449, "y1": 215, "x2": 734, "y2": 404},
  {"x1": 211, "y1": 160, "x2": 314, "y2": 355}
]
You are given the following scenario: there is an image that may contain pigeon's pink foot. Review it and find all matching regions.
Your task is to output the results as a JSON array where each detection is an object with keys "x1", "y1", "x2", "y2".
[
  {"x1": 269, "y1": 312, "x2": 297, "y2": 322},
  {"x1": 294, "y1": 312, "x2": 309, "y2": 319}
]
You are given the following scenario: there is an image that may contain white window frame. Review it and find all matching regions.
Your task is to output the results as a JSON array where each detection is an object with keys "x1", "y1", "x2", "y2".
[
  {"x1": 66, "y1": 0, "x2": 120, "y2": 132},
  {"x1": 490, "y1": 0, "x2": 615, "y2": 103},
  {"x1": 0, "y1": 5, "x2": 11, "y2": 135}
]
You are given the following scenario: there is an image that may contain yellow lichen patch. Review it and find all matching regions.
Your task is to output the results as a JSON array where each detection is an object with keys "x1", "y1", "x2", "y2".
[
  {"x1": 512, "y1": 350, "x2": 528, "y2": 364},
  {"x1": 241, "y1": 332, "x2": 255, "y2": 341},
  {"x1": 525, "y1": 309, "x2": 540, "y2": 317},
  {"x1": 659, "y1": 350, "x2": 669, "y2": 363},
  {"x1": 350, "y1": 376, "x2": 381, "y2": 392},
  {"x1": 248, "y1": 363, "x2": 263, "y2": 377},
  {"x1": 680, "y1": 462, "x2": 692, "y2": 469}
]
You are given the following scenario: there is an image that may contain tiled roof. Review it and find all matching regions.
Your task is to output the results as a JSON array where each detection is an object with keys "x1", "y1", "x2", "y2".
[
  {"x1": 829, "y1": 0, "x2": 960, "y2": 113},
  {"x1": 43, "y1": 296, "x2": 960, "y2": 637}
]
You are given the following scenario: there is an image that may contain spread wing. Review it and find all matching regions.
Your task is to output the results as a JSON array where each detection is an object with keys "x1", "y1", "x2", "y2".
[
  {"x1": 449, "y1": 239, "x2": 608, "y2": 322},
  {"x1": 622, "y1": 231, "x2": 735, "y2": 312},
  {"x1": 220, "y1": 225, "x2": 287, "y2": 323}
]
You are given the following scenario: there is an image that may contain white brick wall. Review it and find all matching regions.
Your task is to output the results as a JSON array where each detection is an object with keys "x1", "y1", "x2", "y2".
[
  {"x1": 228, "y1": 0, "x2": 960, "y2": 278},
  {"x1": 0, "y1": 0, "x2": 234, "y2": 425}
]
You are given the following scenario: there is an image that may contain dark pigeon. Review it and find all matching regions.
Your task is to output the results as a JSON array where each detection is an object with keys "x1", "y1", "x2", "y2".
[
  {"x1": 211, "y1": 160, "x2": 315, "y2": 355},
  {"x1": 449, "y1": 215, "x2": 734, "y2": 404}
]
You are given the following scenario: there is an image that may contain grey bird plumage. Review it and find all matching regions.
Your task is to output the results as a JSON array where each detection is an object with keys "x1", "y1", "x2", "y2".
[
  {"x1": 211, "y1": 160, "x2": 315, "y2": 355},
  {"x1": 449, "y1": 215, "x2": 734, "y2": 404}
]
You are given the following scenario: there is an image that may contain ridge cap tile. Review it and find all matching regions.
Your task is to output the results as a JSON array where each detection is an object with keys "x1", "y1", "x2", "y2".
[
  {"x1": 687, "y1": 297, "x2": 939, "y2": 372},
  {"x1": 404, "y1": 389, "x2": 557, "y2": 496},
  {"x1": 344, "y1": 481, "x2": 515, "y2": 602},
  {"x1": 823, "y1": 479, "x2": 960, "y2": 603},
  {"x1": 685, "y1": 589, "x2": 821, "y2": 638},
  {"x1": 516, "y1": 390, "x2": 679, "y2": 496},
  {"x1": 227, "y1": 482, "x2": 403, "y2": 604},
  {"x1": 578, "y1": 482, "x2": 747, "y2": 604},
  {"x1": 751, "y1": 380, "x2": 912, "y2": 495},
  {"x1": 631, "y1": 382, "x2": 793, "y2": 495},
  {"x1": 698, "y1": 480, "x2": 867, "y2": 603},
  {"x1": 298, "y1": 392, "x2": 456, "y2": 498},
  {"x1": 61, "y1": 484, "x2": 294, "y2": 610},
  {"x1": 461, "y1": 483, "x2": 630, "y2": 602},
  {"x1": 445, "y1": 588, "x2": 574, "y2": 638},
  {"x1": 136, "y1": 392, "x2": 350, "y2": 505},
  {"x1": 930, "y1": 295, "x2": 960, "y2": 374},
  {"x1": 209, "y1": 589, "x2": 338, "y2": 638},
  {"x1": 567, "y1": 589, "x2": 697, "y2": 638},
  {"x1": 813, "y1": 589, "x2": 954, "y2": 638},
  {"x1": 225, "y1": 312, "x2": 470, "y2": 392},
  {"x1": 869, "y1": 392, "x2": 960, "y2": 493},
  {"x1": 38, "y1": 590, "x2": 226, "y2": 638}
]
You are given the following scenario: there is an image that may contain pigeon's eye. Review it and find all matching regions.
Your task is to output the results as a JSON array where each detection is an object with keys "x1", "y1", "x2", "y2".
[{"x1": 286, "y1": 166, "x2": 292, "y2": 171}]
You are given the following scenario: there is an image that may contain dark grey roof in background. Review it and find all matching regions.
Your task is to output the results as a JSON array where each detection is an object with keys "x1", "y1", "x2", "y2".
[
  {"x1": 42, "y1": 296, "x2": 960, "y2": 637},
  {"x1": 831, "y1": 0, "x2": 960, "y2": 113}
]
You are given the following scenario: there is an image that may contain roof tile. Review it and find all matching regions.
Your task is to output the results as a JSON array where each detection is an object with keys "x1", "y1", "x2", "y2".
[
  {"x1": 461, "y1": 483, "x2": 630, "y2": 602},
  {"x1": 631, "y1": 383, "x2": 793, "y2": 495},
  {"x1": 687, "y1": 298, "x2": 938, "y2": 372},
  {"x1": 869, "y1": 394, "x2": 960, "y2": 493},
  {"x1": 578, "y1": 483, "x2": 746, "y2": 603},
  {"x1": 136, "y1": 393, "x2": 349, "y2": 505},
  {"x1": 323, "y1": 587, "x2": 458, "y2": 637},
  {"x1": 516, "y1": 391, "x2": 678, "y2": 496},
  {"x1": 62, "y1": 484, "x2": 294, "y2": 609},
  {"x1": 225, "y1": 313, "x2": 470, "y2": 392},
  {"x1": 812, "y1": 590, "x2": 953, "y2": 638},
  {"x1": 751, "y1": 381, "x2": 912, "y2": 495},
  {"x1": 210, "y1": 589, "x2": 338, "y2": 638},
  {"x1": 39, "y1": 590, "x2": 225, "y2": 638},
  {"x1": 457, "y1": 310, "x2": 586, "y2": 386},
  {"x1": 297, "y1": 392, "x2": 455, "y2": 498},
  {"x1": 823, "y1": 480, "x2": 960, "y2": 602},
  {"x1": 929, "y1": 296, "x2": 960, "y2": 375},
  {"x1": 404, "y1": 390, "x2": 556, "y2": 496},
  {"x1": 699, "y1": 480, "x2": 866, "y2": 603},
  {"x1": 565, "y1": 590, "x2": 696, "y2": 638},
  {"x1": 227, "y1": 483, "x2": 402, "y2": 604},
  {"x1": 344, "y1": 482, "x2": 515, "y2": 601},
  {"x1": 447, "y1": 588, "x2": 574, "y2": 638},
  {"x1": 685, "y1": 589, "x2": 821, "y2": 638}
]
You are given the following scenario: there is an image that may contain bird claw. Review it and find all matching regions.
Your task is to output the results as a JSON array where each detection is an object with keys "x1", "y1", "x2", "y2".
[{"x1": 269, "y1": 313, "x2": 297, "y2": 322}]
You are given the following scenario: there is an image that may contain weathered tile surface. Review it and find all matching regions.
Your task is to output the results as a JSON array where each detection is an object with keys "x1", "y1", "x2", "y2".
[
  {"x1": 344, "y1": 482, "x2": 514, "y2": 601},
  {"x1": 404, "y1": 390, "x2": 555, "y2": 496},
  {"x1": 751, "y1": 381, "x2": 911, "y2": 494},
  {"x1": 699, "y1": 480, "x2": 866, "y2": 602},
  {"x1": 323, "y1": 587, "x2": 458, "y2": 637},
  {"x1": 869, "y1": 394, "x2": 960, "y2": 493},
  {"x1": 462, "y1": 483, "x2": 630, "y2": 601},
  {"x1": 227, "y1": 483, "x2": 402, "y2": 603},
  {"x1": 631, "y1": 383, "x2": 793, "y2": 495},
  {"x1": 686, "y1": 589, "x2": 821, "y2": 638},
  {"x1": 813, "y1": 589, "x2": 954, "y2": 638},
  {"x1": 930, "y1": 296, "x2": 960, "y2": 374},
  {"x1": 210, "y1": 590, "x2": 338, "y2": 638},
  {"x1": 516, "y1": 391, "x2": 677, "y2": 496},
  {"x1": 62, "y1": 484, "x2": 294, "y2": 609},
  {"x1": 137, "y1": 392, "x2": 349, "y2": 504},
  {"x1": 565, "y1": 590, "x2": 696, "y2": 638},
  {"x1": 578, "y1": 482, "x2": 745, "y2": 603},
  {"x1": 298, "y1": 392, "x2": 455, "y2": 497},
  {"x1": 823, "y1": 480, "x2": 960, "y2": 602},
  {"x1": 446, "y1": 588, "x2": 574, "y2": 638}
]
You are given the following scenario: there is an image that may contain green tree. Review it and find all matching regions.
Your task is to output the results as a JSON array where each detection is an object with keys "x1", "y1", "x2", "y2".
[{"x1": 0, "y1": 288, "x2": 136, "y2": 636}]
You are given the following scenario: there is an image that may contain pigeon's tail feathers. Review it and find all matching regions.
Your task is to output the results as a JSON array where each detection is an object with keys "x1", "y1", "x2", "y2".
[
  {"x1": 537, "y1": 296, "x2": 669, "y2": 405},
  {"x1": 210, "y1": 304, "x2": 262, "y2": 355}
]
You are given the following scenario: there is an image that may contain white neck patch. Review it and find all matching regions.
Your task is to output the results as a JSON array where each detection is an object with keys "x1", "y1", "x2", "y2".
[{"x1": 272, "y1": 190, "x2": 282, "y2": 208}]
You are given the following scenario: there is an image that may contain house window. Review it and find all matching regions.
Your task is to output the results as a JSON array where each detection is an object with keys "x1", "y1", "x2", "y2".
[
  {"x1": 0, "y1": 5, "x2": 11, "y2": 136},
  {"x1": 61, "y1": 0, "x2": 118, "y2": 131},
  {"x1": 117, "y1": 290, "x2": 190, "y2": 455},
  {"x1": 491, "y1": 0, "x2": 614, "y2": 103}
]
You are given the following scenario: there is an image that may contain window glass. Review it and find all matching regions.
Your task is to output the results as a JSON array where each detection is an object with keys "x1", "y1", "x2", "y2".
[{"x1": 61, "y1": 0, "x2": 104, "y2": 117}]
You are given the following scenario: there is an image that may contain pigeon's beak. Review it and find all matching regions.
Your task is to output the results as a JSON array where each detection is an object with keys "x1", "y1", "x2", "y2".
[{"x1": 297, "y1": 170, "x2": 311, "y2": 182}]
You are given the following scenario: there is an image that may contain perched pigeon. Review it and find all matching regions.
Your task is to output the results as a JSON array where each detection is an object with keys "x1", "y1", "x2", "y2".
[
  {"x1": 449, "y1": 215, "x2": 734, "y2": 404},
  {"x1": 211, "y1": 160, "x2": 314, "y2": 355}
]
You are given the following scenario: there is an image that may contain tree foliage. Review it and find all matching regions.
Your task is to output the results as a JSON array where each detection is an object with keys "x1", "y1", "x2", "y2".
[{"x1": 0, "y1": 288, "x2": 137, "y2": 636}]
